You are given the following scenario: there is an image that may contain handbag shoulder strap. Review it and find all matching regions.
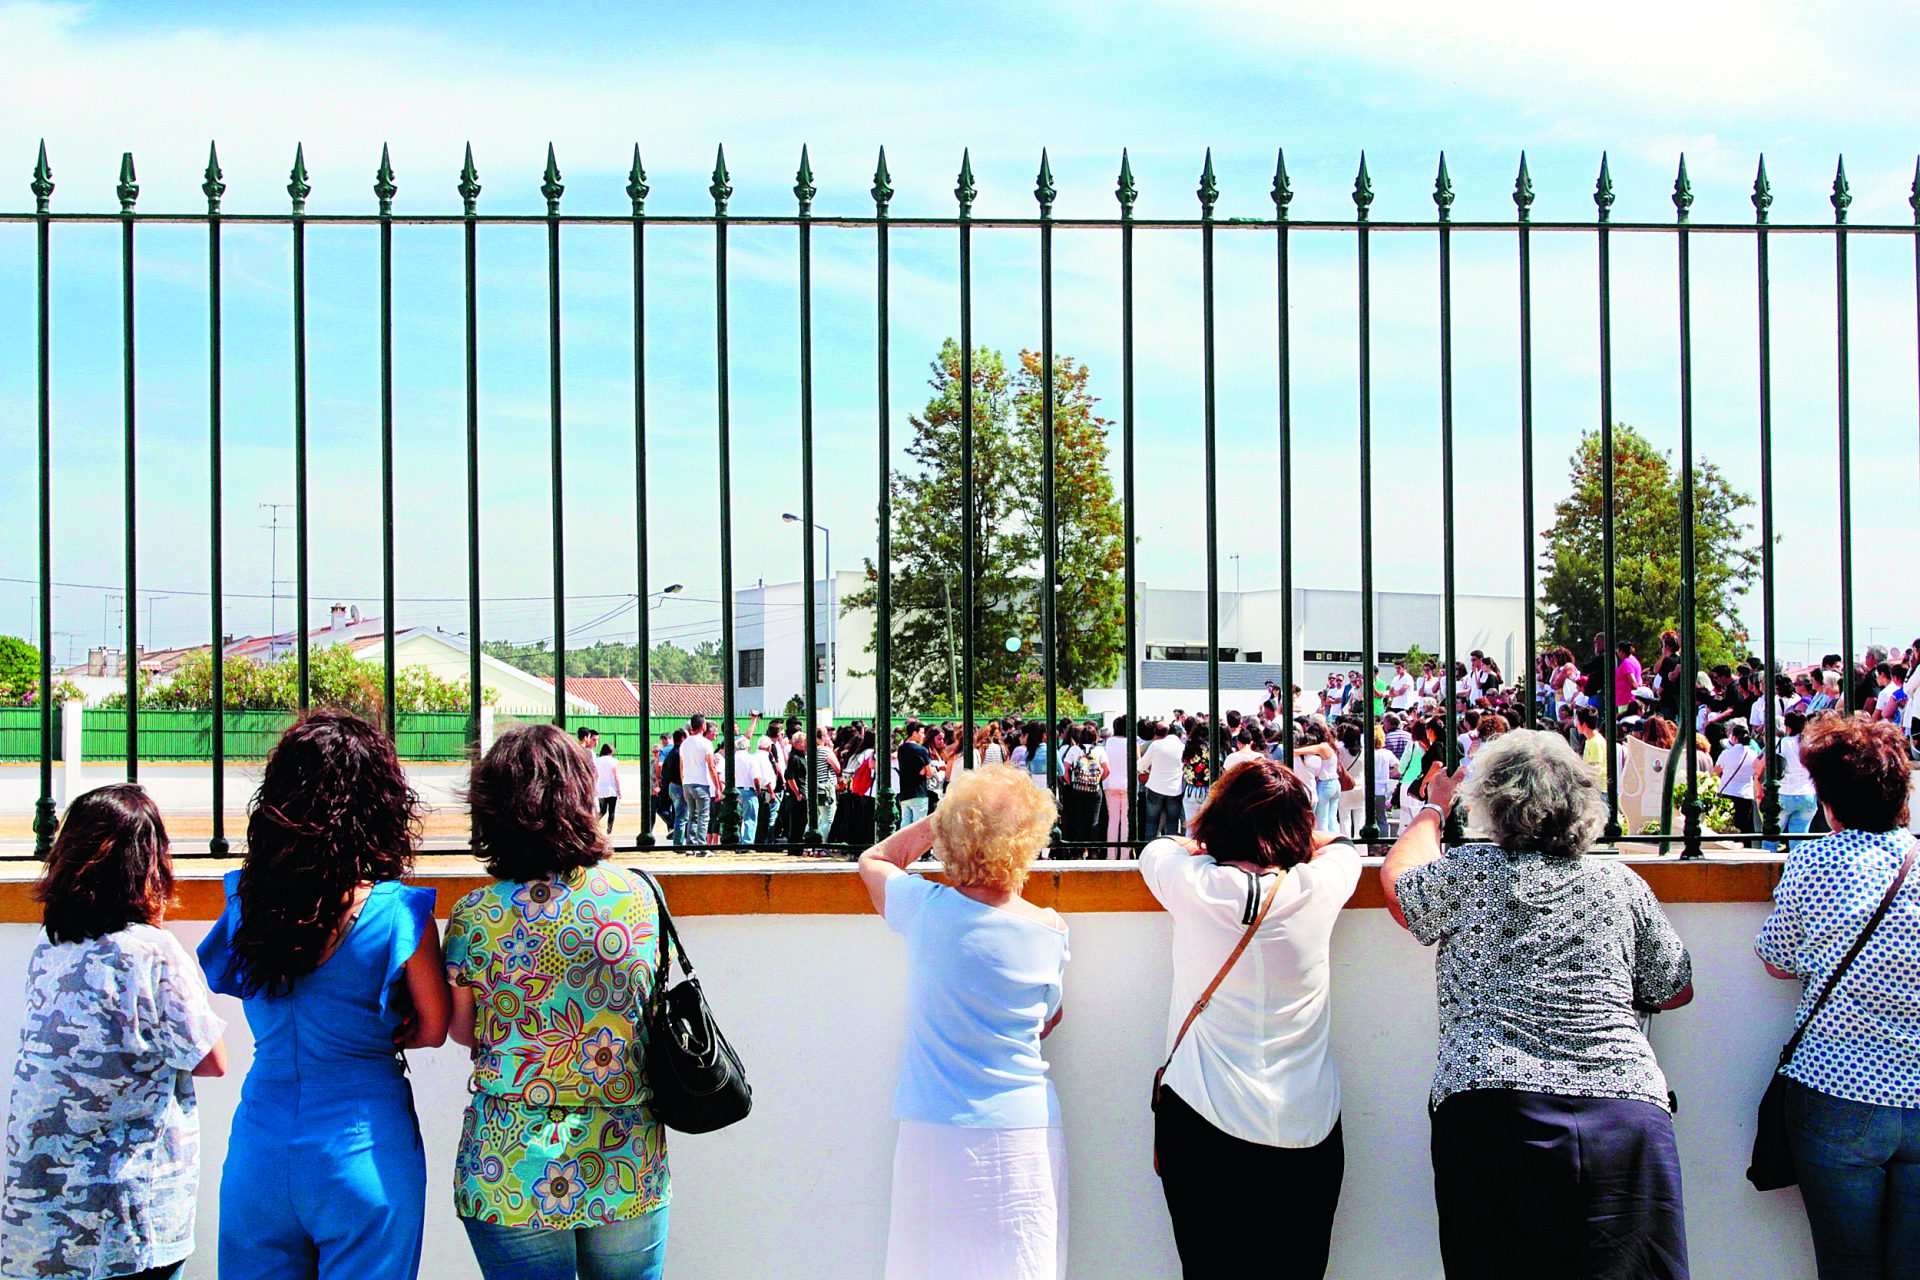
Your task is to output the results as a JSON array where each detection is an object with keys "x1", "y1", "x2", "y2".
[
  {"x1": 635, "y1": 868, "x2": 692, "y2": 1016},
  {"x1": 1157, "y1": 868, "x2": 1284, "y2": 1078},
  {"x1": 1780, "y1": 837, "x2": 1918, "y2": 1068}
]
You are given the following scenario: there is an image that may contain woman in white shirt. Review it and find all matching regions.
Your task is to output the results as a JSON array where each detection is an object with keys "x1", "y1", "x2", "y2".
[
  {"x1": 1772, "y1": 712, "x2": 1817, "y2": 845},
  {"x1": 593, "y1": 743, "x2": 621, "y2": 832},
  {"x1": 1140, "y1": 758, "x2": 1359, "y2": 1279},
  {"x1": 1714, "y1": 721, "x2": 1759, "y2": 835}
]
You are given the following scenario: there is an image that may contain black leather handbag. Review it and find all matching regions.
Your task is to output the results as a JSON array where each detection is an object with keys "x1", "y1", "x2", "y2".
[
  {"x1": 1748, "y1": 839, "x2": 1915, "y2": 1191},
  {"x1": 636, "y1": 870, "x2": 753, "y2": 1134}
]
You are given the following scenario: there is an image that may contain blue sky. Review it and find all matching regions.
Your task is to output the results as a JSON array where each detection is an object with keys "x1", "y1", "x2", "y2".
[{"x1": 2, "y1": 0, "x2": 1918, "y2": 675}]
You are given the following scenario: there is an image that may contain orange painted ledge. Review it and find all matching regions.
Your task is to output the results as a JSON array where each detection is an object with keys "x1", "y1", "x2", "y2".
[{"x1": 0, "y1": 856, "x2": 1782, "y2": 924}]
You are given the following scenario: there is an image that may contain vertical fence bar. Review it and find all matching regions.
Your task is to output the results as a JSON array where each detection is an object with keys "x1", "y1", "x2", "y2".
[
  {"x1": 1199, "y1": 153, "x2": 1222, "y2": 771},
  {"x1": 1833, "y1": 159, "x2": 1855, "y2": 713},
  {"x1": 205, "y1": 145, "x2": 228, "y2": 856},
  {"x1": 118, "y1": 153, "x2": 139, "y2": 779},
  {"x1": 1675, "y1": 158, "x2": 1702, "y2": 858},
  {"x1": 1753, "y1": 158, "x2": 1780, "y2": 845},
  {"x1": 1037, "y1": 152, "x2": 1061, "y2": 832},
  {"x1": 543, "y1": 146, "x2": 567, "y2": 728},
  {"x1": 290, "y1": 147, "x2": 312, "y2": 710},
  {"x1": 873, "y1": 149, "x2": 897, "y2": 838},
  {"x1": 1913, "y1": 163, "x2": 1920, "y2": 557},
  {"x1": 1273, "y1": 153, "x2": 1296, "y2": 766},
  {"x1": 1431, "y1": 154, "x2": 1454, "y2": 814},
  {"x1": 1595, "y1": 155, "x2": 1621, "y2": 842},
  {"x1": 1355, "y1": 157, "x2": 1396, "y2": 782},
  {"x1": 712, "y1": 147, "x2": 739, "y2": 845},
  {"x1": 460, "y1": 147, "x2": 482, "y2": 756},
  {"x1": 627, "y1": 149, "x2": 651, "y2": 843},
  {"x1": 957, "y1": 152, "x2": 977, "y2": 764},
  {"x1": 31, "y1": 143, "x2": 54, "y2": 857},
  {"x1": 375, "y1": 147, "x2": 398, "y2": 735},
  {"x1": 1515, "y1": 156, "x2": 1537, "y2": 729},
  {"x1": 1118, "y1": 152, "x2": 1141, "y2": 837},
  {"x1": 795, "y1": 148, "x2": 821, "y2": 845}
]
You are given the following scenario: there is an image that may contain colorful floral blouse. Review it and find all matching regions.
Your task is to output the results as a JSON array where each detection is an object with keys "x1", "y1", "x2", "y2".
[{"x1": 446, "y1": 863, "x2": 668, "y2": 1228}]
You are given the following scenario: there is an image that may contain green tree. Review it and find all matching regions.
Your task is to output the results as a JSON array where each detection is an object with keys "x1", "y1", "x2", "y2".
[
  {"x1": 144, "y1": 646, "x2": 481, "y2": 715},
  {"x1": 481, "y1": 638, "x2": 719, "y2": 685},
  {"x1": 844, "y1": 340, "x2": 1125, "y2": 717},
  {"x1": 1539, "y1": 424, "x2": 1757, "y2": 673},
  {"x1": 0, "y1": 636, "x2": 40, "y2": 703}
]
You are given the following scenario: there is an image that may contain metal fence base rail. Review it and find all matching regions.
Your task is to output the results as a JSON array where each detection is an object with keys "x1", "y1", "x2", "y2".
[{"x1": 11, "y1": 139, "x2": 1914, "y2": 860}]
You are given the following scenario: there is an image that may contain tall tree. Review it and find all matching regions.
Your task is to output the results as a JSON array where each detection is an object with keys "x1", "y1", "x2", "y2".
[
  {"x1": 1539, "y1": 423, "x2": 1756, "y2": 672},
  {"x1": 845, "y1": 339, "x2": 1125, "y2": 715}
]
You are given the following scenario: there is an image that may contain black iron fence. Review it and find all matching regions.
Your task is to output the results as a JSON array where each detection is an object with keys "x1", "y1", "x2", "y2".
[{"x1": 8, "y1": 140, "x2": 1915, "y2": 858}]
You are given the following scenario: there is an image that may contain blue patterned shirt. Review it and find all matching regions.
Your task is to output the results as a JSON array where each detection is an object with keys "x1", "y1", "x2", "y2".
[{"x1": 1756, "y1": 828, "x2": 1920, "y2": 1107}]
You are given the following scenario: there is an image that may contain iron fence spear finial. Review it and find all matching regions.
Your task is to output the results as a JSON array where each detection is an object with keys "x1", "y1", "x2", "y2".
[
  {"x1": 1433, "y1": 151, "x2": 1454, "y2": 222},
  {"x1": 1673, "y1": 154, "x2": 1693, "y2": 222},
  {"x1": 1513, "y1": 152, "x2": 1534, "y2": 220},
  {"x1": 459, "y1": 143, "x2": 482, "y2": 216},
  {"x1": 541, "y1": 144, "x2": 563, "y2": 216},
  {"x1": 203, "y1": 142, "x2": 224, "y2": 214},
  {"x1": 375, "y1": 143, "x2": 397, "y2": 216},
  {"x1": 117, "y1": 151, "x2": 138, "y2": 214},
  {"x1": 1909, "y1": 156, "x2": 1920, "y2": 224},
  {"x1": 626, "y1": 146, "x2": 648, "y2": 216},
  {"x1": 1752, "y1": 155, "x2": 1772, "y2": 224},
  {"x1": 710, "y1": 144, "x2": 731, "y2": 216},
  {"x1": 1271, "y1": 148, "x2": 1292, "y2": 219},
  {"x1": 1116, "y1": 148, "x2": 1136, "y2": 217},
  {"x1": 1198, "y1": 148, "x2": 1218, "y2": 220},
  {"x1": 30, "y1": 139, "x2": 52, "y2": 213},
  {"x1": 1831, "y1": 155, "x2": 1851, "y2": 224},
  {"x1": 1352, "y1": 151, "x2": 1372, "y2": 221},
  {"x1": 795, "y1": 144, "x2": 816, "y2": 217},
  {"x1": 1036, "y1": 149, "x2": 1056, "y2": 218},
  {"x1": 871, "y1": 146, "x2": 892, "y2": 215},
  {"x1": 1594, "y1": 152, "x2": 1614, "y2": 221},
  {"x1": 289, "y1": 143, "x2": 311, "y2": 216},
  {"x1": 956, "y1": 148, "x2": 976, "y2": 218}
]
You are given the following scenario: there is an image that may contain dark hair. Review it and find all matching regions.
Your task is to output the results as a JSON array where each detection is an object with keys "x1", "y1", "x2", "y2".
[
  {"x1": 689, "y1": 714, "x2": 707, "y2": 733},
  {"x1": 1800, "y1": 715, "x2": 1911, "y2": 831},
  {"x1": 35, "y1": 784, "x2": 174, "y2": 944},
  {"x1": 576, "y1": 725, "x2": 597, "y2": 742},
  {"x1": 470, "y1": 723, "x2": 610, "y2": 882},
  {"x1": 598, "y1": 742, "x2": 615, "y2": 757},
  {"x1": 231, "y1": 711, "x2": 420, "y2": 998},
  {"x1": 1577, "y1": 706, "x2": 1599, "y2": 730},
  {"x1": 1784, "y1": 711, "x2": 1807, "y2": 735},
  {"x1": 1112, "y1": 715, "x2": 1128, "y2": 735},
  {"x1": 1192, "y1": 758, "x2": 1316, "y2": 869}
]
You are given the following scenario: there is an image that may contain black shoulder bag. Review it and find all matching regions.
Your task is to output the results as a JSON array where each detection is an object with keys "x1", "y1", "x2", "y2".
[
  {"x1": 1748, "y1": 838, "x2": 1916, "y2": 1190},
  {"x1": 635, "y1": 869, "x2": 753, "y2": 1134}
]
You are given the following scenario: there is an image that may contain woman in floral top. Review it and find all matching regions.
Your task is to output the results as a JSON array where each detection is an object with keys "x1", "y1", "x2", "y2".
[{"x1": 449, "y1": 724, "x2": 668, "y2": 1280}]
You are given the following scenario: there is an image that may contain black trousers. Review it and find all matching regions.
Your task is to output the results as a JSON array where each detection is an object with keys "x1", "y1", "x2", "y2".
[
  {"x1": 598, "y1": 795, "x2": 618, "y2": 830},
  {"x1": 1431, "y1": 1089, "x2": 1689, "y2": 1280},
  {"x1": 1155, "y1": 1086, "x2": 1343, "y2": 1279}
]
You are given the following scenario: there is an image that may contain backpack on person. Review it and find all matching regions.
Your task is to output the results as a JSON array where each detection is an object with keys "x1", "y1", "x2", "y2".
[
  {"x1": 848, "y1": 752, "x2": 876, "y2": 798},
  {"x1": 1069, "y1": 749, "x2": 1104, "y2": 794}
]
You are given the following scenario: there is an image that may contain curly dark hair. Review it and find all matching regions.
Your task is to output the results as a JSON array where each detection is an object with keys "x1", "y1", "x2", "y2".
[
  {"x1": 36, "y1": 784, "x2": 175, "y2": 944},
  {"x1": 229, "y1": 710, "x2": 421, "y2": 998},
  {"x1": 469, "y1": 723, "x2": 609, "y2": 882}
]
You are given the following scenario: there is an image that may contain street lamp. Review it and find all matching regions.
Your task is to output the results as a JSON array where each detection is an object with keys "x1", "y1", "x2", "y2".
[
  {"x1": 651, "y1": 583, "x2": 684, "y2": 609},
  {"x1": 782, "y1": 514, "x2": 834, "y2": 721}
]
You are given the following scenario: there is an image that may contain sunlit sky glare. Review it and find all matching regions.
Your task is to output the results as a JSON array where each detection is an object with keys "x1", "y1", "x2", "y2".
[{"x1": 2, "y1": 0, "x2": 1918, "y2": 670}]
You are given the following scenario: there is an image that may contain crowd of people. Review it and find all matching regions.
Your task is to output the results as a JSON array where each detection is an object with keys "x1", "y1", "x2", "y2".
[{"x1": 0, "y1": 702, "x2": 1916, "y2": 1279}]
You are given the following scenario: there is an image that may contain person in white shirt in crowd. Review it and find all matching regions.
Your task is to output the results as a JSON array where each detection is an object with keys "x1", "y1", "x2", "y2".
[
  {"x1": 1318, "y1": 674, "x2": 1346, "y2": 720},
  {"x1": 1714, "y1": 721, "x2": 1760, "y2": 835},
  {"x1": 1103, "y1": 716, "x2": 1139, "y2": 859},
  {"x1": 592, "y1": 742, "x2": 622, "y2": 833},
  {"x1": 1140, "y1": 721, "x2": 1187, "y2": 840},
  {"x1": 676, "y1": 715, "x2": 721, "y2": 852},
  {"x1": 1141, "y1": 757, "x2": 1360, "y2": 1280},
  {"x1": 1768, "y1": 711, "x2": 1817, "y2": 850},
  {"x1": 753, "y1": 735, "x2": 780, "y2": 841},
  {"x1": 1419, "y1": 659, "x2": 1445, "y2": 704},
  {"x1": 1372, "y1": 732, "x2": 1402, "y2": 837},
  {"x1": 1873, "y1": 662, "x2": 1910, "y2": 725},
  {"x1": 1334, "y1": 723, "x2": 1367, "y2": 840},
  {"x1": 1387, "y1": 660, "x2": 1417, "y2": 713},
  {"x1": 730, "y1": 734, "x2": 760, "y2": 846},
  {"x1": 1291, "y1": 720, "x2": 1343, "y2": 834},
  {"x1": 1223, "y1": 729, "x2": 1265, "y2": 775}
]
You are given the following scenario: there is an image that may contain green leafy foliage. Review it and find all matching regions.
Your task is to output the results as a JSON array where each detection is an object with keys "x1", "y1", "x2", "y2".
[
  {"x1": 482, "y1": 639, "x2": 719, "y2": 685},
  {"x1": 139, "y1": 645, "x2": 484, "y2": 715}
]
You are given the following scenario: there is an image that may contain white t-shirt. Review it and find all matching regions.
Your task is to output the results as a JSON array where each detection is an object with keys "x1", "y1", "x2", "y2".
[
  {"x1": 1102, "y1": 735, "x2": 1136, "y2": 791},
  {"x1": 1371, "y1": 747, "x2": 1399, "y2": 794},
  {"x1": 1388, "y1": 673, "x2": 1416, "y2": 710},
  {"x1": 1142, "y1": 736, "x2": 1185, "y2": 796},
  {"x1": 1139, "y1": 837, "x2": 1362, "y2": 1147},
  {"x1": 678, "y1": 734, "x2": 717, "y2": 788},
  {"x1": 593, "y1": 754, "x2": 620, "y2": 799},
  {"x1": 1223, "y1": 748, "x2": 1265, "y2": 773},
  {"x1": 731, "y1": 745, "x2": 757, "y2": 791},
  {"x1": 753, "y1": 750, "x2": 778, "y2": 789},
  {"x1": 1777, "y1": 735, "x2": 1814, "y2": 796},
  {"x1": 1293, "y1": 691, "x2": 1319, "y2": 718},
  {"x1": 1716, "y1": 743, "x2": 1758, "y2": 799}
]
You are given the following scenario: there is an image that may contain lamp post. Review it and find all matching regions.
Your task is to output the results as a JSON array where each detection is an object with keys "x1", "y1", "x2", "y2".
[
  {"x1": 652, "y1": 583, "x2": 684, "y2": 609},
  {"x1": 782, "y1": 514, "x2": 834, "y2": 723}
]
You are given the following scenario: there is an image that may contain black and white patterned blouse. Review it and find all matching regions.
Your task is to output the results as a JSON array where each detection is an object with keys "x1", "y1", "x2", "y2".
[{"x1": 1396, "y1": 844, "x2": 1692, "y2": 1111}]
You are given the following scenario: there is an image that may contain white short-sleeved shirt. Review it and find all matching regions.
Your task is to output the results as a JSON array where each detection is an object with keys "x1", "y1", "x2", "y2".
[
  {"x1": 1716, "y1": 743, "x2": 1758, "y2": 799},
  {"x1": 1103, "y1": 735, "x2": 1136, "y2": 791},
  {"x1": 1777, "y1": 736, "x2": 1814, "y2": 796},
  {"x1": 678, "y1": 734, "x2": 716, "y2": 787},
  {"x1": 593, "y1": 754, "x2": 620, "y2": 798},
  {"x1": 1140, "y1": 838, "x2": 1361, "y2": 1147},
  {"x1": 1142, "y1": 736, "x2": 1185, "y2": 797}
]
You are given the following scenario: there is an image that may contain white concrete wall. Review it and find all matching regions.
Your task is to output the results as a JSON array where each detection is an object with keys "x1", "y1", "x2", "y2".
[{"x1": 0, "y1": 899, "x2": 1816, "y2": 1279}]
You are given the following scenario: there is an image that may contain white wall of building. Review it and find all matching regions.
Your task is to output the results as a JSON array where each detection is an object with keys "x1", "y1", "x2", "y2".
[
  {"x1": 733, "y1": 571, "x2": 870, "y2": 721},
  {"x1": 0, "y1": 891, "x2": 1816, "y2": 1279}
]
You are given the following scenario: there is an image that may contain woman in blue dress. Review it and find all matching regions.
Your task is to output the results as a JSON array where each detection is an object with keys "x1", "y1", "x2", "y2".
[{"x1": 198, "y1": 710, "x2": 449, "y2": 1280}]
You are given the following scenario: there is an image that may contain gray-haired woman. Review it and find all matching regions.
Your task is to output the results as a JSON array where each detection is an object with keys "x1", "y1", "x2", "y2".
[{"x1": 1380, "y1": 728, "x2": 1696, "y2": 1279}]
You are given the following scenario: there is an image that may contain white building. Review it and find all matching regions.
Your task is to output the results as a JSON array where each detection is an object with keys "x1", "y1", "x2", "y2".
[{"x1": 733, "y1": 578, "x2": 1525, "y2": 721}]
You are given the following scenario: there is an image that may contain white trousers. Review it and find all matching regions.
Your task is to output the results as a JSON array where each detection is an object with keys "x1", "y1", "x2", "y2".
[
  {"x1": 1104, "y1": 789, "x2": 1129, "y2": 858},
  {"x1": 886, "y1": 1122, "x2": 1067, "y2": 1280}
]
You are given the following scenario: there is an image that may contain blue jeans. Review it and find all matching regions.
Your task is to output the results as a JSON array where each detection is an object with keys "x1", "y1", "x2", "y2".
[
  {"x1": 899, "y1": 795, "x2": 928, "y2": 826},
  {"x1": 733, "y1": 787, "x2": 758, "y2": 845},
  {"x1": 1314, "y1": 779, "x2": 1340, "y2": 833},
  {"x1": 683, "y1": 783, "x2": 713, "y2": 845},
  {"x1": 1142, "y1": 789, "x2": 1182, "y2": 839},
  {"x1": 463, "y1": 1208, "x2": 669, "y2": 1280},
  {"x1": 1787, "y1": 1079, "x2": 1920, "y2": 1280},
  {"x1": 668, "y1": 783, "x2": 687, "y2": 845}
]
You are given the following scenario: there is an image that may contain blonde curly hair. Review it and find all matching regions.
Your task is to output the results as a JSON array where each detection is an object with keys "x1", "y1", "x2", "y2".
[{"x1": 929, "y1": 764, "x2": 1057, "y2": 892}]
